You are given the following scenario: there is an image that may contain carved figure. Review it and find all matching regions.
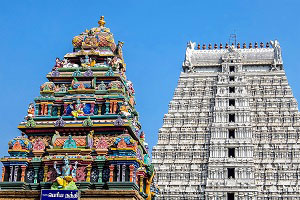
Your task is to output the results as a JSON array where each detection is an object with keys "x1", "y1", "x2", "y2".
[
  {"x1": 89, "y1": 58, "x2": 96, "y2": 67},
  {"x1": 80, "y1": 55, "x2": 91, "y2": 68},
  {"x1": 184, "y1": 41, "x2": 196, "y2": 72},
  {"x1": 87, "y1": 130, "x2": 94, "y2": 148},
  {"x1": 126, "y1": 81, "x2": 135, "y2": 95},
  {"x1": 62, "y1": 58, "x2": 79, "y2": 68},
  {"x1": 82, "y1": 30, "x2": 99, "y2": 47},
  {"x1": 63, "y1": 135, "x2": 77, "y2": 149},
  {"x1": 70, "y1": 99, "x2": 85, "y2": 118},
  {"x1": 27, "y1": 103, "x2": 35, "y2": 118},
  {"x1": 117, "y1": 41, "x2": 124, "y2": 59},
  {"x1": 98, "y1": 81, "x2": 106, "y2": 91},
  {"x1": 119, "y1": 102, "x2": 131, "y2": 117},
  {"x1": 60, "y1": 84, "x2": 67, "y2": 92},
  {"x1": 52, "y1": 155, "x2": 78, "y2": 190},
  {"x1": 51, "y1": 131, "x2": 61, "y2": 148},
  {"x1": 270, "y1": 40, "x2": 282, "y2": 63},
  {"x1": 117, "y1": 138, "x2": 127, "y2": 148},
  {"x1": 53, "y1": 57, "x2": 62, "y2": 70}
]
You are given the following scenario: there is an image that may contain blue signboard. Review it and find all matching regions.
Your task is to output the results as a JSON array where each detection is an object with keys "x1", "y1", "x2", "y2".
[{"x1": 41, "y1": 190, "x2": 79, "y2": 200}]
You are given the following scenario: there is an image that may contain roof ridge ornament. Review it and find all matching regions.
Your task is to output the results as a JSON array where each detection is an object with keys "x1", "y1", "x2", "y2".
[
  {"x1": 183, "y1": 41, "x2": 196, "y2": 73},
  {"x1": 98, "y1": 16, "x2": 106, "y2": 27},
  {"x1": 270, "y1": 39, "x2": 282, "y2": 65}
]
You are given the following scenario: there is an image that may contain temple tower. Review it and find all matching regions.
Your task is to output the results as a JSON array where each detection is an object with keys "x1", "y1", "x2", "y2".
[
  {"x1": 0, "y1": 17, "x2": 158, "y2": 200},
  {"x1": 152, "y1": 41, "x2": 300, "y2": 199}
]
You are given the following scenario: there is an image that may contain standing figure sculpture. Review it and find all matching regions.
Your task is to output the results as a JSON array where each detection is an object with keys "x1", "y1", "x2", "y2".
[
  {"x1": 270, "y1": 40, "x2": 282, "y2": 64},
  {"x1": 51, "y1": 155, "x2": 78, "y2": 190}
]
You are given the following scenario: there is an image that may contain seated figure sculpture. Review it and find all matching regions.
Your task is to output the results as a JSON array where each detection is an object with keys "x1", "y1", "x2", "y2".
[
  {"x1": 51, "y1": 155, "x2": 78, "y2": 190},
  {"x1": 70, "y1": 99, "x2": 85, "y2": 118},
  {"x1": 80, "y1": 55, "x2": 90, "y2": 68}
]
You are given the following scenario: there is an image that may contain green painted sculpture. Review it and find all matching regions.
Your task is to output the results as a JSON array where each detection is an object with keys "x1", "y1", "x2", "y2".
[{"x1": 63, "y1": 135, "x2": 77, "y2": 149}]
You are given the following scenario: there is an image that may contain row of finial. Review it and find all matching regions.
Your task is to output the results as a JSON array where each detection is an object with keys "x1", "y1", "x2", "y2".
[{"x1": 196, "y1": 42, "x2": 271, "y2": 50}]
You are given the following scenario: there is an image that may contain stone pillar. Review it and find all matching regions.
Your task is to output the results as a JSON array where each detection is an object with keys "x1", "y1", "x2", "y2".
[
  {"x1": 111, "y1": 101, "x2": 118, "y2": 114},
  {"x1": 122, "y1": 165, "x2": 126, "y2": 182},
  {"x1": 117, "y1": 102, "x2": 123, "y2": 114},
  {"x1": 63, "y1": 104, "x2": 68, "y2": 115},
  {"x1": 14, "y1": 166, "x2": 19, "y2": 181},
  {"x1": 43, "y1": 165, "x2": 48, "y2": 182},
  {"x1": 133, "y1": 168, "x2": 137, "y2": 184},
  {"x1": 34, "y1": 104, "x2": 39, "y2": 116},
  {"x1": 21, "y1": 165, "x2": 26, "y2": 182},
  {"x1": 97, "y1": 166, "x2": 104, "y2": 183},
  {"x1": 129, "y1": 165, "x2": 135, "y2": 182},
  {"x1": 33, "y1": 166, "x2": 39, "y2": 183},
  {"x1": 48, "y1": 104, "x2": 52, "y2": 116},
  {"x1": 86, "y1": 164, "x2": 92, "y2": 182},
  {"x1": 117, "y1": 165, "x2": 120, "y2": 182},
  {"x1": 57, "y1": 106, "x2": 61, "y2": 116},
  {"x1": 95, "y1": 158, "x2": 105, "y2": 183},
  {"x1": 139, "y1": 175, "x2": 144, "y2": 193},
  {"x1": 105, "y1": 102, "x2": 110, "y2": 114},
  {"x1": 109, "y1": 165, "x2": 114, "y2": 182},
  {"x1": 1, "y1": 166, "x2": 5, "y2": 182},
  {"x1": 41, "y1": 104, "x2": 47, "y2": 115},
  {"x1": 90, "y1": 103, "x2": 95, "y2": 115},
  {"x1": 97, "y1": 104, "x2": 102, "y2": 115},
  {"x1": 9, "y1": 166, "x2": 13, "y2": 182}
]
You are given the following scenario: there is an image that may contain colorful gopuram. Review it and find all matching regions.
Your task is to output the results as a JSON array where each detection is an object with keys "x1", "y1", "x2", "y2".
[{"x1": 0, "y1": 16, "x2": 158, "y2": 200}]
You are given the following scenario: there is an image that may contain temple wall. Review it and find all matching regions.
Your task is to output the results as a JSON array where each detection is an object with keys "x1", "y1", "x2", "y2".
[{"x1": 0, "y1": 190, "x2": 143, "y2": 200}]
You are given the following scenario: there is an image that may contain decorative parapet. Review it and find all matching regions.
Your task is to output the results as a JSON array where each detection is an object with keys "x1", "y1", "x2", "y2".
[{"x1": 183, "y1": 40, "x2": 283, "y2": 72}]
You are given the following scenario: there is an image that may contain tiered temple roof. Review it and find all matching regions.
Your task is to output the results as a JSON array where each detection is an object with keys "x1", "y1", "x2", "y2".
[{"x1": 0, "y1": 16, "x2": 158, "y2": 200}]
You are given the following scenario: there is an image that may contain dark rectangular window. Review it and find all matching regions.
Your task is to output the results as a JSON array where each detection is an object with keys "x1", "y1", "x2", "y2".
[
  {"x1": 228, "y1": 168, "x2": 235, "y2": 179},
  {"x1": 229, "y1": 66, "x2": 235, "y2": 72},
  {"x1": 229, "y1": 114, "x2": 235, "y2": 122},
  {"x1": 229, "y1": 87, "x2": 235, "y2": 93},
  {"x1": 229, "y1": 129, "x2": 235, "y2": 138},
  {"x1": 228, "y1": 192, "x2": 235, "y2": 200},
  {"x1": 228, "y1": 148, "x2": 235, "y2": 157},
  {"x1": 229, "y1": 99, "x2": 235, "y2": 106},
  {"x1": 229, "y1": 76, "x2": 235, "y2": 81}
]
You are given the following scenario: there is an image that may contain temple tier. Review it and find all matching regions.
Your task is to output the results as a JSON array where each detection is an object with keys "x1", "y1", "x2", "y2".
[{"x1": 0, "y1": 16, "x2": 158, "y2": 200}]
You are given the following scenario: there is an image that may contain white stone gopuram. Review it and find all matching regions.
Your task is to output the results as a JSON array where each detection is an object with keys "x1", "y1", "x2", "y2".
[{"x1": 152, "y1": 41, "x2": 300, "y2": 199}]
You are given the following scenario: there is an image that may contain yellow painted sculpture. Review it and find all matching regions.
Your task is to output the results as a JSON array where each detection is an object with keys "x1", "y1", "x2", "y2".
[
  {"x1": 145, "y1": 171, "x2": 155, "y2": 200},
  {"x1": 52, "y1": 155, "x2": 78, "y2": 190},
  {"x1": 70, "y1": 99, "x2": 85, "y2": 118}
]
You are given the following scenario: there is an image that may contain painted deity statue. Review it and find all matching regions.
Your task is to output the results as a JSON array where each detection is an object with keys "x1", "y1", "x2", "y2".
[
  {"x1": 119, "y1": 102, "x2": 131, "y2": 117},
  {"x1": 52, "y1": 155, "x2": 78, "y2": 190},
  {"x1": 80, "y1": 55, "x2": 90, "y2": 68},
  {"x1": 70, "y1": 99, "x2": 85, "y2": 118},
  {"x1": 63, "y1": 135, "x2": 77, "y2": 149},
  {"x1": 53, "y1": 57, "x2": 63, "y2": 70},
  {"x1": 27, "y1": 103, "x2": 35, "y2": 118},
  {"x1": 80, "y1": 55, "x2": 96, "y2": 68}
]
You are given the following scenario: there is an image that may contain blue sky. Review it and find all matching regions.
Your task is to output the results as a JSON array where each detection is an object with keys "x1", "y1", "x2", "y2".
[{"x1": 0, "y1": 0, "x2": 300, "y2": 158}]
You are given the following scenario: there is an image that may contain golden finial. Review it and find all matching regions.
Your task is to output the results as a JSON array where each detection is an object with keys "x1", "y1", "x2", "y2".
[{"x1": 98, "y1": 16, "x2": 106, "y2": 27}]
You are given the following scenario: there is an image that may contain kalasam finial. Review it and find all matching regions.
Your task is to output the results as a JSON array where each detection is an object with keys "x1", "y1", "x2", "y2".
[{"x1": 98, "y1": 16, "x2": 106, "y2": 27}]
